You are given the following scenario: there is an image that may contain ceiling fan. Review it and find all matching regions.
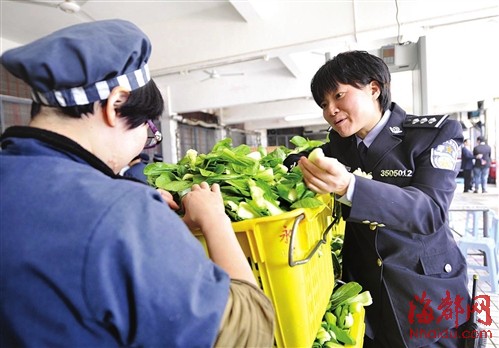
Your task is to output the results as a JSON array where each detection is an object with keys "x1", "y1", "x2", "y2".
[
  {"x1": 16, "y1": 0, "x2": 94, "y2": 22},
  {"x1": 201, "y1": 69, "x2": 244, "y2": 82}
]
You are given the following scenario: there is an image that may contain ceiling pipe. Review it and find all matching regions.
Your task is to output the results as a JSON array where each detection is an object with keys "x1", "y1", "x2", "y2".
[
  {"x1": 352, "y1": 0, "x2": 359, "y2": 43},
  {"x1": 151, "y1": 54, "x2": 268, "y2": 78}
]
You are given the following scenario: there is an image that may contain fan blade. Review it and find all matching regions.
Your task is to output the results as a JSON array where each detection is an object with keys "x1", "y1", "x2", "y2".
[
  {"x1": 15, "y1": 0, "x2": 93, "y2": 21},
  {"x1": 200, "y1": 77, "x2": 212, "y2": 82},
  {"x1": 220, "y1": 72, "x2": 245, "y2": 77},
  {"x1": 15, "y1": 0, "x2": 58, "y2": 8},
  {"x1": 75, "y1": 9, "x2": 94, "y2": 21}
]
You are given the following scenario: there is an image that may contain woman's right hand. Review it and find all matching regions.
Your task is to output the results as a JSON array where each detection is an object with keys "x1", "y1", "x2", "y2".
[
  {"x1": 298, "y1": 155, "x2": 352, "y2": 196},
  {"x1": 181, "y1": 182, "x2": 230, "y2": 233},
  {"x1": 182, "y1": 183, "x2": 257, "y2": 285}
]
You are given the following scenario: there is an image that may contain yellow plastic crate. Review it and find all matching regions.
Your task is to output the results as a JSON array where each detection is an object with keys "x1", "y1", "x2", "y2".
[
  {"x1": 345, "y1": 308, "x2": 366, "y2": 348},
  {"x1": 196, "y1": 194, "x2": 335, "y2": 348}
]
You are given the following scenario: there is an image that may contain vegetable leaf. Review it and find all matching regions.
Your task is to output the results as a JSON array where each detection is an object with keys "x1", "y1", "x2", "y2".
[{"x1": 145, "y1": 137, "x2": 328, "y2": 221}]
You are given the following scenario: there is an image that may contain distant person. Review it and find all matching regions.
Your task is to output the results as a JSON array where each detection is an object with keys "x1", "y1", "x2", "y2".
[
  {"x1": 461, "y1": 138, "x2": 474, "y2": 192},
  {"x1": 473, "y1": 136, "x2": 492, "y2": 193},
  {"x1": 123, "y1": 152, "x2": 149, "y2": 183},
  {"x1": 153, "y1": 153, "x2": 164, "y2": 162}
]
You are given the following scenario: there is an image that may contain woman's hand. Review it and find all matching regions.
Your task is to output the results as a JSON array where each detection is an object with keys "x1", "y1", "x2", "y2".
[
  {"x1": 182, "y1": 182, "x2": 257, "y2": 285},
  {"x1": 181, "y1": 182, "x2": 229, "y2": 232},
  {"x1": 298, "y1": 155, "x2": 352, "y2": 196},
  {"x1": 157, "y1": 189, "x2": 180, "y2": 210}
]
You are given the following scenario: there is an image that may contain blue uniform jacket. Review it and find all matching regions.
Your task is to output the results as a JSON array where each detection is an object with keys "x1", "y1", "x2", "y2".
[
  {"x1": 123, "y1": 161, "x2": 148, "y2": 183},
  {"x1": 287, "y1": 103, "x2": 470, "y2": 347},
  {"x1": 473, "y1": 143, "x2": 492, "y2": 168},
  {"x1": 0, "y1": 127, "x2": 230, "y2": 347},
  {"x1": 461, "y1": 146, "x2": 474, "y2": 170}
]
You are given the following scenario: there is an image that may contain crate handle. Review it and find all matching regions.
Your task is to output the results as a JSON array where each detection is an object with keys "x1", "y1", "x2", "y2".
[{"x1": 288, "y1": 213, "x2": 335, "y2": 267}]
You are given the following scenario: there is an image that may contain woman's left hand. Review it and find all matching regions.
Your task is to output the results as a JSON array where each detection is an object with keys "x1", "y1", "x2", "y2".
[{"x1": 157, "y1": 188, "x2": 180, "y2": 210}]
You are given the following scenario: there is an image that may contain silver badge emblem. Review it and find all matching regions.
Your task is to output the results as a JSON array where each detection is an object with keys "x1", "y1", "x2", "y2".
[{"x1": 430, "y1": 139, "x2": 459, "y2": 170}]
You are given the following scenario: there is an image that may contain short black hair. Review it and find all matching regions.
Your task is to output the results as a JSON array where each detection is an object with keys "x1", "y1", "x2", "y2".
[
  {"x1": 311, "y1": 50, "x2": 392, "y2": 112},
  {"x1": 30, "y1": 79, "x2": 164, "y2": 129}
]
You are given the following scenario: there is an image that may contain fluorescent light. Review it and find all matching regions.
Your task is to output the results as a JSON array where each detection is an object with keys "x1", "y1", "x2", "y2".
[{"x1": 284, "y1": 114, "x2": 322, "y2": 122}]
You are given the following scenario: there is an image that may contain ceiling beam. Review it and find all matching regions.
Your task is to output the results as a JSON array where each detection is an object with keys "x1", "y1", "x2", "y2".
[
  {"x1": 277, "y1": 54, "x2": 302, "y2": 78},
  {"x1": 229, "y1": 0, "x2": 262, "y2": 22}
]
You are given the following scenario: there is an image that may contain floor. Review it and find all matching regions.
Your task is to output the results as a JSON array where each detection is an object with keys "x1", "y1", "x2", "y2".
[{"x1": 450, "y1": 180, "x2": 499, "y2": 347}]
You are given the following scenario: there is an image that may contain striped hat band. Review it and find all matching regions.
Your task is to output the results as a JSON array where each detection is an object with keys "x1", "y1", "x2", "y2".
[{"x1": 32, "y1": 64, "x2": 151, "y2": 107}]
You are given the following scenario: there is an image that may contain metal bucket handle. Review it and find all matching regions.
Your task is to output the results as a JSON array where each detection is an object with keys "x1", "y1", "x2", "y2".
[{"x1": 288, "y1": 213, "x2": 335, "y2": 267}]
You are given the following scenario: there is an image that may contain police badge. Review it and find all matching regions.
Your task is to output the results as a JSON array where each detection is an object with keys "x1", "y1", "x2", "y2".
[{"x1": 430, "y1": 139, "x2": 460, "y2": 170}]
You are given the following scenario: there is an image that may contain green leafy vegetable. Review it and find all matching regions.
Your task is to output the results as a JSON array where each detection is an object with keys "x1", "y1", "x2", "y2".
[
  {"x1": 314, "y1": 281, "x2": 372, "y2": 347},
  {"x1": 144, "y1": 138, "x2": 328, "y2": 221},
  {"x1": 331, "y1": 235, "x2": 343, "y2": 280},
  {"x1": 329, "y1": 282, "x2": 363, "y2": 309},
  {"x1": 289, "y1": 135, "x2": 326, "y2": 153},
  {"x1": 309, "y1": 147, "x2": 325, "y2": 164}
]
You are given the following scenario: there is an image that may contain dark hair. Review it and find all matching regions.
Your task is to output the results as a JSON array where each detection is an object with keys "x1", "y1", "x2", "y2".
[
  {"x1": 30, "y1": 80, "x2": 164, "y2": 129},
  {"x1": 311, "y1": 50, "x2": 391, "y2": 112},
  {"x1": 477, "y1": 136, "x2": 485, "y2": 142}
]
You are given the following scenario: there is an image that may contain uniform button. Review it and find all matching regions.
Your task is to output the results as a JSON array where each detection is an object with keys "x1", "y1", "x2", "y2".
[
  {"x1": 377, "y1": 258, "x2": 383, "y2": 267},
  {"x1": 444, "y1": 264, "x2": 452, "y2": 273}
]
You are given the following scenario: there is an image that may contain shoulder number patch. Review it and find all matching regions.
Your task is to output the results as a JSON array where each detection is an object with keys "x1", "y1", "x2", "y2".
[{"x1": 430, "y1": 139, "x2": 459, "y2": 170}]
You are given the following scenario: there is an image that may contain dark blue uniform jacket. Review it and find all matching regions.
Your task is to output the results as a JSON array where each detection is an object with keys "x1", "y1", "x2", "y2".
[
  {"x1": 0, "y1": 126, "x2": 229, "y2": 347},
  {"x1": 287, "y1": 103, "x2": 470, "y2": 348},
  {"x1": 123, "y1": 161, "x2": 148, "y2": 183},
  {"x1": 461, "y1": 146, "x2": 474, "y2": 170}
]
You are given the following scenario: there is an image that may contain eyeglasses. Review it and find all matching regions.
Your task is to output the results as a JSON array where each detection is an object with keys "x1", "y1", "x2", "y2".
[{"x1": 144, "y1": 120, "x2": 163, "y2": 149}]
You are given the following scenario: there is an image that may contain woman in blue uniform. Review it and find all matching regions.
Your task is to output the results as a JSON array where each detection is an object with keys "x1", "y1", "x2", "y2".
[
  {"x1": 285, "y1": 51, "x2": 470, "y2": 348},
  {"x1": 0, "y1": 20, "x2": 274, "y2": 347}
]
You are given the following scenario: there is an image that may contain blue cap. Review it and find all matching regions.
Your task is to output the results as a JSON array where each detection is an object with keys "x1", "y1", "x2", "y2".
[
  {"x1": 153, "y1": 154, "x2": 163, "y2": 162},
  {"x1": 1, "y1": 19, "x2": 151, "y2": 107},
  {"x1": 139, "y1": 152, "x2": 150, "y2": 162}
]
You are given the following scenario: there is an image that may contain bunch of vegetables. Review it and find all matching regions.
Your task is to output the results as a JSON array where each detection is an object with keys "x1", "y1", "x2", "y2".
[
  {"x1": 144, "y1": 136, "x2": 327, "y2": 221},
  {"x1": 331, "y1": 235, "x2": 344, "y2": 280},
  {"x1": 314, "y1": 281, "x2": 372, "y2": 347}
]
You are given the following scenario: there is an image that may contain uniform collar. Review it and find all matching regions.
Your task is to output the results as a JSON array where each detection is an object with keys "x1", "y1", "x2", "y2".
[
  {"x1": 356, "y1": 107, "x2": 392, "y2": 148},
  {"x1": 354, "y1": 103, "x2": 406, "y2": 169},
  {"x1": 1, "y1": 126, "x2": 118, "y2": 178}
]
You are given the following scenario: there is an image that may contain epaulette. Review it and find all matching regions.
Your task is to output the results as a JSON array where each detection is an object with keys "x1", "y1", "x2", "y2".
[{"x1": 403, "y1": 114, "x2": 449, "y2": 128}]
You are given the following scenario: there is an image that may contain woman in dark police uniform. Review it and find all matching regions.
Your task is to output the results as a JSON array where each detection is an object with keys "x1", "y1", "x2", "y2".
[{"x1": 285, "y1": 51, "x2": 470, "y2": 348}]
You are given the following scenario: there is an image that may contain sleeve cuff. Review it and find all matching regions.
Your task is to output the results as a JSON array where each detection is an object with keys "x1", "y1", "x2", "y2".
[{"x1": 336, "y1": 173, "x2": 355, "y2": 207}]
